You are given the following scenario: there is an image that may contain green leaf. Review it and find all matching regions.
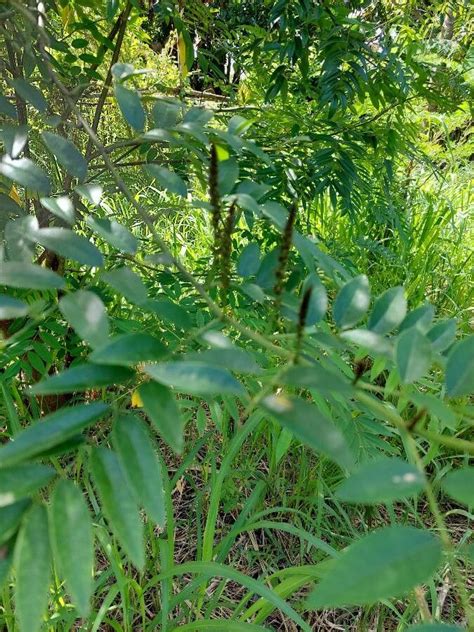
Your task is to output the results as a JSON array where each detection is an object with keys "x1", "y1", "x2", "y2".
[
  {"x1": 146, "y1": 164, "x2": 187, "y2": 198},
  {"x1": 427, "y1": 319, "x2": 457, "y2": 353},
  {"x1": 333, "y1": 275, "x2": 370, "y2": 329},
  {"x1": 40, "y1": 195, "x2": 75, "y2": 224},
  {"x1": 0, "y1": 295, "x2": 28, "y2": 319},
  {"x1": 113, "y1": 414, "x2": 166, "y2": 527},
  {"x1": 59, "y1": 290, "x2": 110, "y2": 349},
  {"x1": 42, "y1": 131, "x2": 88, "y2": 180},
  {"x1": 306, "y1": 526, "x2": 442, "y2": 608},
  {"x1": 144, "y1": 362, "x2": 245, "y2": 397},
  {"x1": 90, "y1": 333, "x2": 166, "y2": 366},
  {"x1": 0, "y1": 464, "x2": 55, "y2": 507},
  {"x1": 50, "y1": 480, "x2": 93, "y2": 616},
  {"x1": 303, "y1": 274, "x2": 328, "y2": 326},
  {"x1": 218, "y1": 158, "x2": 239, "y2": 195},
  {"x1": 90, "y1": 447, "x2": 144, "y2": 569},
  {"x1": 10, "y1": 78, "x2": 47, "y2": 112},
  {"x1": 261, "y1": 395, "x2": 354, "y2": 470},
  {"x1": 335, "y1": 457, "x2": 425, "y2": 504},
  {"x1": 0, "y1": 262, "x2": 65, "y2": 290},
  {"x1": 396, "y1": 328, "x2": 431, "y2": 384},
  {"x1": 14, "y1": 504, "x2": 51, "y2": 632},
  {"x1": 445, "y1": 336, "x2": 474, "y2": 397},
  {"x1": 152, "y1": 99, "x2": 180, "y2": 128},
  {"x1": 368, "y1": 286, "x2": 407, "y2": 335},
  {"x1": 29, "y1": 364, "x2": 134, "y2": 395},
  {"x1": 114, "y1": 84, "x2": 145, "y2": 131},
  {"x1": 144, "y1": 297, "x2": 192, "y2": 329},
  {"x1": 183, "y1": 349, "x2": 262, "y2": 375},
  {"x1": 75, "y1": 183, "x2": 103, "y2": 206},
  {"x1": 442, "y1": 467, "x2": 474, "y2": 506},
  {"x1": 4, "y1": 215, "x2": 36, "y2": 261},
  {"x1": 340, "y1": 329, "x2": 392, "y2": 356},
  {"x1": 30, "y1": 227, "x2": 103, "y2": 267},
  {"x1": 0, "y1": 93, "x2": 17, "y2": 118},
  {"x1": 0, "y1": 403, "x2": 109, "y2": 468},
  {"x1": 399, "y1": 303, "x2": 434, "y2": 333},
  {"x1": 0, "y1": 156, "x2": 51, "y2": 195},
  {"x1": 86, "y1": 216, "x2": 138, "y2": 254},
  {"x1": 0, "y1": 499, "x2": 30, "y2": 545},
  {"x1": 281, "y1": 365, "x2": 353, "y2": 394},
  {"x1": 237, "y1": 243, "x2": 261, "y2": 277},
  {"x1": 1, "y1": 124, "x2": 28, "y2": 158},
  {"x1": 138, "y1": 381, "x2": 183, "y2": 454},
  {"x1": 102, "y1": 267, "x2": 148, "y2": 304}
]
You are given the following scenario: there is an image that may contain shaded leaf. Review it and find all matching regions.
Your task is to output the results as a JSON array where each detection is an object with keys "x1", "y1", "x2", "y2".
[
  {"x1": 396, "y1": 328, "x2": 431, "y2": 384},
  {"x1": 115, "y1": 84, "x2": 145, "y2": 131},
  {"x1": 237, "y1": 243, "x2": 260, "y2": 277},
  {"x1": 0, "y1": 156, "x2": 51, "y2": 195},
  {"x1": 29, "y1": 364, "x2": 134, "y2": 395},
  {"x1": 113, "y1": 414, "x2": 166, "y2": 527},
  {"x1": 90, "y1": 333, "x2": 166, "y2": 366},
  {"x1": 145, "y1": 164, "x2": 187, "y2": 198},
  {"x1": 59, "y1": 290, "x2": 110, "y2": 349},
  {"x1": 0, "y1": 499, "x2": 30, "y2": 545},
  {"x1": 144, "y1": 361, "x2": 245, "y2": 397},
  {"x1": 42, "y1": 132, "x2": 87, "y2": 180},
  {"x1": 0, "y1": 262, "x2": 65, "y2": 290},
  {"x1": 30, "y1": 227, "x2": 103, "y2": 267},
  {"x1": 138, "y1": 381, "x2": 183, "y2": 454},
  {"x1": 86, "y1": 215, "x2": 138, "y2": 254},
  {"x1": 14, "y1": 504, "x2": 51, "y2": 632},
  {"x1": 368, "y1": 286, "x2": 406, "y2": 334},
  {"x1": 0, "y1": 464, "x2": 55, "y2": 507},
  {"x1": 0, "y1": 403, "x2": 109, "y2": 467},
  {"x1": 333, "y1": 275, "x2": 370, "y2": 329},
  {"x1": 306, "y1": 526, "x2": 442, "y2": 608},
  {"x1": 0, "y1": 295, "x2": 28, "y2": 319},
  {"x1": 91, "y1": 447, "x2": 144, "y2": 569},
  {"x1": 427, "y1": 319, "x2": 457, "y2": 353},
  {"x1": 40, "y1": 196, "x2": 75, "y2": 224},
  {"x1": 335, "y1": 457, "x2": 425, "y2": 503},
  {"x1": 102, "y1": 267, "x2": 148, "y2": 304},
  {"x1": 445, "y1": 336, "x2": 474, "y2": 397},
  {"x1": 50, "y1": 480, "x2": 94, "y2": 616},
  {"x1": 262, "y1": 395, "x2": 354, "y2": 469},
  {"x1": 11, "y1": 78, "x2": 47, "y2": 112},
  {"x1": 442, "y1": 467, "x2": 474, "y2": 506}
]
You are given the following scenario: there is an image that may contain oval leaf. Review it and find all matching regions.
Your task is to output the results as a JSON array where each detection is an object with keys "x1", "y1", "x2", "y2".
[
  {"x1": 138, "y1": 381, "x2": 183, "y2": 454},
  {"x1": 102, "y1": 266, "x2": 148, "y2": 304},
  {"x1": 31, "y1": 227, "x2": 103, "y2": 267},
  {"x1": 14, "y1": 504, "x2": 51, "y2": 632},
  {"x1": 262, "y1": 395, "x2": 354, "y2": 470},
  {"x1": 396, "y1": 328, "x2": 431, "y2": 384},
  {"x1": 368, "y1": 286, "x2": 407, "y2": 335},
  {"x1": 42, "y1": 131, "x2": 88, "y2": 180},
  {"x1": 145, "y1": 164, "x2": 187, "y2": 198},
  {"x1": 0, "y1": 262, "x2": 64, "y2": 290},
  {"x1": 91, "y1": 447, "x2": 144, "y2": 569},
  {"x1": 86, "y1": 216, "x2": 138, "y2": 254},
  {"x1": 442, "y1": 467, "x2": 474, "y2": 506},
  {"x1": 335, "y1": 457, "x2": 425, "y2": 504},
  {"x1": 112, "y1": 414, "x2": 166, "y2": 527},
  {"x1": 306, "y1": 526, "x2": 442, "y2": 608},
  {"x1": 59, "y1": 290, "x2": 110, "y2": 349},
  {"x1": 50, "y1": 480, "x2": 94, "y2": 617},
  {"x1": 90, "y1": 333, "x2": 166, "y2": 366},
  {"x1": 445, "y1": 336, "x2": 474, "y2": 397},
  {"x1": 29, "y1": 364, "x2": 134, "y2": 395},
  {"x1": 333, "y1": 275, "x2": 370, "y2": 330},
  {"x1": 143, "y1": 361, "x2": 245, "y2": 396},
  {"x1": 0, "y1": 156, "x2": 51, "y2": 195},
  {"x1": 114, "y1": 83, "x2": 145, "y2": 131},
  {"x1": 0, "y1": 464, "x2": 56, "y2": 507},
  {"x1": 0, "y1": 403, "x2": 109, "y2": 468}
]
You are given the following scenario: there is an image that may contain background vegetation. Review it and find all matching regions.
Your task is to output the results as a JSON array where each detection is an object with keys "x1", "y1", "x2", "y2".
[{"x1": 0, "y1": 1, "x2": 473, "y2": 630}]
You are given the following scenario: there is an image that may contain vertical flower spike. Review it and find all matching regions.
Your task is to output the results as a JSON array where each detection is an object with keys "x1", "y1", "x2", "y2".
[
  {"x1": 295, "y1": 285, "x2": 312, "y2": 361},
  {"x1": 209, "y1": 144, "x2": 222, "y2": 271},
  {"x1": 273, "y1": 203, "x2": 298, "y2": 314},
  {"x1": 220, "y1": 202, "x2": 236, "y2": 306}
]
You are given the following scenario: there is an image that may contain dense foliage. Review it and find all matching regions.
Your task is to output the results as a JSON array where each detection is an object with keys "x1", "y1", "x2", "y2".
[{"x1": 0, "y1": 1, "x2": 473, "y2": 630}]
